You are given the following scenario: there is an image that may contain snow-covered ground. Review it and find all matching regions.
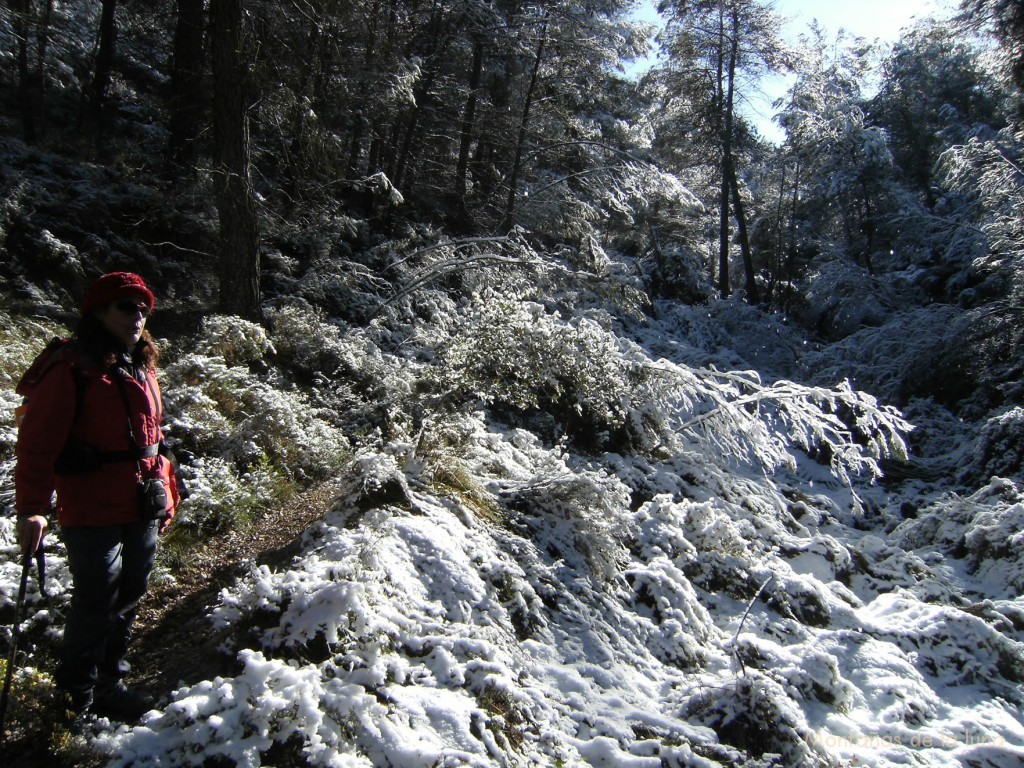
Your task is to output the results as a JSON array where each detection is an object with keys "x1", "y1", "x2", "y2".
[
  {"x1": 2, "y1": 298, "x2": 1023, "y2": 767},
  {"x1": 93, "y1": 434, "x2": 1024, "y2": 767}
]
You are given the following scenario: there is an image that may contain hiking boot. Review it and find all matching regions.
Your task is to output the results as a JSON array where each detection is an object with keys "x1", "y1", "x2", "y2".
[
  {"x1": 57, "y1": 687, "x2": 94, "y2": 733},
  {"x1": 59, "y1": 687, "x2": 94, "y2": 717},
  {"x1": 92, "y1": 680, "x2": 153, "y2": 722}
]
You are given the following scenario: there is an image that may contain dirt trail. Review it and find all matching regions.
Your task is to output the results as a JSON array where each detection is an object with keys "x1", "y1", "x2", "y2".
[
  {"x1": 0, "y1": 480, "x2": 340, "y2": 767},
  {"x1": 128, "y1": 480, "x2": 341, "y2": 702}
]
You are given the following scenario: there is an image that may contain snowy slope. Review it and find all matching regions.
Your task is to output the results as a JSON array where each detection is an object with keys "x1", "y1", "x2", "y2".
[
  {"x1": 89, "y1": 429, "x2": 1024, "y2": 767},
  {"x1": 2, "y1": 301, "x2": 1023, "y2": 767}
]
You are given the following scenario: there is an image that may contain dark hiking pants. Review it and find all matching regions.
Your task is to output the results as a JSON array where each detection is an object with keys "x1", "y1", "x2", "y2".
[{"x1": 57, "y1": 520, "x2": 159, "y2": 697}]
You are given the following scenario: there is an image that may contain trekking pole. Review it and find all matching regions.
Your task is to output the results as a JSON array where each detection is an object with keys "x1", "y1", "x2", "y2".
[{"x1": 0, "y1": 547, "x2": 42, "y2": 744}]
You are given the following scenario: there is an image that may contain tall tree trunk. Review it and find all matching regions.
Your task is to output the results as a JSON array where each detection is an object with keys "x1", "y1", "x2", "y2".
[
  {"x1": 15, "y1": 0, "x2": 37, "y2": 143},
  {"x1": 393, "y1": 69, "x2": 438, "y2": 191},
  {"x1": 503, "y1": 11, "x2": 549, "y2": 232},
  {"x1": 456, "y1": 34, "x2": 485, "y2": 200},
  {"x1": 718, "y1": 160, "x2": 731, "y2": 297},
  {"x1": 730, "y1": 165, "x2": 759, "y2": 303},
  {"x1": 765, "y1": 162, "x2": 788, "y2": 303},
  {"x1": 783, "y1": 158, "x2": 801, "y2": 313},
  {"x1": 89, "y1": 0, "x2": 117, "y2": 112},
  {"x1": 168, "y1": 0, "x2": 205, "y2": 170},
  {"x1": 347, "y1": 115, "x2": 366, "y2": 177},
  {"x1": 16, "y1": 0, "x2": 53, "y2": 143},
  {"x1": 394, "y1": 17, "x2": 462, "y2": 192},
  {"x1": 368, "y1": 124, "x2": 384, "y2": 174},
  {"x1": 860, "y1": 189, "x2": 875, "y2": 274},
  {"x1": 210, "y1": 0, "x2": 261, "y2": 322},
  {"x1": 82, "y1": 0, "x2": 117, "y2": 145},
  {"x1": 717, "y1": 7, "x2": 736, "y2": 299}
]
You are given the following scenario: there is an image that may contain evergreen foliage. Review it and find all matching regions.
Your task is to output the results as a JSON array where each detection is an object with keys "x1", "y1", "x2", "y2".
[{"x1": 0, "y1": 0, "x2": 1022, "y2": 764}]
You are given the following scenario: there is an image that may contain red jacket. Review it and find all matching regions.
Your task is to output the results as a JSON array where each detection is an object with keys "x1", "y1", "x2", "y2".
[{"x1": 15, "y1": 347, "x2": 180, "y2": 527}]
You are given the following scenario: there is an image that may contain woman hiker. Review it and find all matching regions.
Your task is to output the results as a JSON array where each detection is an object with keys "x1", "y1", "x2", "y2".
[{"x1": 14, "y1": 272, "x2": 181, "y2": 721}]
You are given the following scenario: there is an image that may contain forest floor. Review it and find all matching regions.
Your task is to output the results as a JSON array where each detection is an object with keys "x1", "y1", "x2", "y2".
[{"x1": 0, "y1": 480, "x2": 341, "y2": 768}]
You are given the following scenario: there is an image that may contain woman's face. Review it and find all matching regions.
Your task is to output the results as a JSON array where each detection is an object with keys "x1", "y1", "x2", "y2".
[{"x1": 98, "y1": 292, "x2": 150, "y2": 346}]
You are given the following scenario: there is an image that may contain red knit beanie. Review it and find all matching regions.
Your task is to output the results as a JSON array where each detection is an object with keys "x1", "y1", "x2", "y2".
[{"x1": 80, "y1": 272, "x2": 155, "y2": 316}]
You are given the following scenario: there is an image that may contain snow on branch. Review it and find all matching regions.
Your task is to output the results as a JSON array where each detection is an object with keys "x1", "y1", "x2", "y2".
[
  {"x1": 429, "y1": 292, "x2": 911, "y2": 485},
  {"x1": 372, "y1": 233, "x2": 548, "y2": 319},
  {"x1": 936, "y1": 130, "x2": 1024, "y2": 283},
  {"x1": 646, "y1": 361, "x2": 912, "y2": 484}
]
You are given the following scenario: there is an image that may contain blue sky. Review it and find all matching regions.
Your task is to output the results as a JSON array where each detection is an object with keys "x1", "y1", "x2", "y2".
[
  {"x1": 772, "y1": 0, "x2": 954, "y2": 43},
  {"x1": 629, "y1": 0, "x2": 958, "y2": 142},
  {"x1": 757, "y1": 0, "x2": 957, "y2": 140}
]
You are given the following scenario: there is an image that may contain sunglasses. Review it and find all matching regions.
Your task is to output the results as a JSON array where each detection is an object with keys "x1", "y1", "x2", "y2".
[{"x1": 114, "y1": 299, "x2": 151, "y2": 318}]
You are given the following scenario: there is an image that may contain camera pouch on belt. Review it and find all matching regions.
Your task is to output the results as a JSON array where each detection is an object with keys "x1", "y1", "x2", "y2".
[{"x1": 138, "y1": 478, "x2": 169, "y2": 521}]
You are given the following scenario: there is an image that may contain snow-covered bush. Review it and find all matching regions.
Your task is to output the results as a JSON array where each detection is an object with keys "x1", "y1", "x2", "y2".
[
  {"x1": 931, "y1": 128, "x2": 1024, "y2": 411},
  {"x1": 646, "y1": 298, "x2": 807, "y2": 377},
  {"x1": 167, "y1": 456, "x2": 294, "y2": 542},
  {"x1": 193, "y1": 315, "x2": 275, "y2": 366},
  {"x1": 682, "y1": 676, "x2": 824, "y2": 765},
  {"x1": 894, "y1": 478, "x2": 1024, "y2": 597},
  {"x1": 642, "y1": 241, "x2": 715, "y2": 304},
  {"x1": 267, "y1": 301, "x2": 347, "y2": 377},
  {"x1": 863, "y1": 590, "x2": 1024, "y2": 688},
  {"x1": 431, "y1": 294, "x2": 662, "y2": 453},
  {"x1": 625, "y1": 496, "x2": 716, "y2": 668},
  {"x1": 163, "y1": 353, "x2": 350, "y2": 477},
  {"x1": 970, "y1": 407, "x2": 1024, "y2": 482},
  {"x1": 428, "y1": 291, "x2": 912, "y2": 485},
  {"x1": 295, "y1": 253, "x2": 385, "y2": 322},
  {"x1": 660, "y1": 366, "x2": 911, "y2": 485},
  {"x1": 935, "y1": 130, "x2": 1024, "y2": 305},
  {"x1": 269, "y1": 302, "x2": 436, "y2": 452},
  {"x1": 159, "y1": 318, "x2": 352, "y2": 537},
  {"x1": 801, "y1": 259, "x2": 900, "y2": 340},
  {"x1": 500, "y1": 460, "x2": 634, "y2": 582},
  {"x1": 803, "y1": 304, "x2": 975, "y2": 406},
  {"x1": 99, "y1": 649, "x2": 369, "y2": 767},
  {"x1": 333, "y1": 449, "x2": 414, "y2": 515},
  {"x1": 0, "y1": 311, "x2": 69, "y2": 389},
  {"x1": 0, "y1": 313, "x2": 72, "y2": 510}
]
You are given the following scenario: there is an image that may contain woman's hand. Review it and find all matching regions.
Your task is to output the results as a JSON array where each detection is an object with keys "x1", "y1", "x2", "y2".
[{"x1": 16, "y1": 515, "x2": 48, "y2": 554}]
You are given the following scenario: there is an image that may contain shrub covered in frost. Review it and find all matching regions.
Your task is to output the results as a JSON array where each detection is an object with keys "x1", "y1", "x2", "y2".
[
  {"x1": 430, "y1": 293, "x2": 664, "y2": 453},
  {"x1": 803, "y1": 304, "x2": 977, "y2": 407},
  {"x1": 167, "y1": 455, "x2": 295, "y2": 541},
  {"x1": 193, "y1": 315, "x2": 275, "y2": 366},
  {"x1": 0, "y1": 311, "x2": 69, "y2": 388},
  {"x1": 970, "y1": 406, "x2": 1024, "y2": 482},
  {"x1": 500, "y1": 459, "x2": 634, "y2": 581},
  {"x1": 267, "y1": 299, "x2": 431, "y2": 446},
  {"x1": 800, "y1": 259, "x2": 900, "y2": 340},
  {"x1": 661, "y1": 367, "x2": 911, "y2": 485},
  {"x1": 267, "y1": 301, "x2": 347, "y2": 377},
  {"x1": 158, "y1": 317, "x2": 352, "y2": 537},
  {"x1": 163, "y1": 353, "x2": 350, "y2": 477},
  {"x1": 894, "y1": 478, "x2": 1024, "y2": 597},
  {"x1": 682, "y1": 676, "x2": 824, "y2": 765},
  {"x1": 0, "y1": 313, "x2": 71, "y2": 510}
]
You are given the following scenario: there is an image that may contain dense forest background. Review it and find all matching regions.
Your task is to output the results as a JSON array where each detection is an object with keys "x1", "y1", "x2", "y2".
[
  {"x1": 2, "y1": 0, "x2": 1024, "y2": 765},
  {"x1": 0, "y1": 0, "x2": 1021, "y2": 460}
]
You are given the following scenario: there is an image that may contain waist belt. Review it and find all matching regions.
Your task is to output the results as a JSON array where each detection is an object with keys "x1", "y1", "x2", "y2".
[
  {"x1": 103, "y1": 442, "x2": 161, "y2": 463},
  {"x1": 55, "y1": 440, "x2": 163, "y2": 476}
]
